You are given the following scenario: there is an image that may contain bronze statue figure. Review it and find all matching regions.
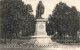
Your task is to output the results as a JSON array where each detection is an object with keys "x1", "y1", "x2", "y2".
[{"x1": 36, "y1": 0, "x2": 45, "y2": 19}]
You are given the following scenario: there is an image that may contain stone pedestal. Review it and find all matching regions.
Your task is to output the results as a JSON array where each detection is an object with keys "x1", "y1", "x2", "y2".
[
  {"x1": 35, "y1": 19, "x2": 47, "y2": 36},
  {"x1": 31, "y1": 19, "x2": 53, "y2": 46}
]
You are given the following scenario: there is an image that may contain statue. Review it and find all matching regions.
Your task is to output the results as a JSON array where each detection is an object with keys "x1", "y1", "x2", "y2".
[{"x1": 36, "y1": 0, "x2": 45, "y2": 19}]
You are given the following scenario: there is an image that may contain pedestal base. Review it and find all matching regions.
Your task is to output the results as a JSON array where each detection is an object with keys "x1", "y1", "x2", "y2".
[{"x1": 31, "y1": 36, "x2": 54, "y2": 46}]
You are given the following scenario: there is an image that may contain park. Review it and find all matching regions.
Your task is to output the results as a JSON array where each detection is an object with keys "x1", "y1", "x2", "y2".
[{"x1": 0, "y1": 0, "x2": 80, "y2": 50}]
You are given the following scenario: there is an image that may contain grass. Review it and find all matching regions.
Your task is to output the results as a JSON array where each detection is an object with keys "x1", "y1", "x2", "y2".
[{"x1": 51, "y1": 37, "x2": 80, "y2": 44}]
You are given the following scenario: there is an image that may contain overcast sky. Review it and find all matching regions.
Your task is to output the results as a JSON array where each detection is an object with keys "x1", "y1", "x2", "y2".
[{"x1": 22, "y1": 0, "x2": 80, "y2": 18}]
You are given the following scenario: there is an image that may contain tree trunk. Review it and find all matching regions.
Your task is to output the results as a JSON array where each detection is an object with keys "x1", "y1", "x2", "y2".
[
  {"x1": 4, "y1": 38, "x2": 7, "y2": 44},
  {"x1": 64, "y1": 33, "x2": 65, "y2": 43},
  {"x1": 9, "y1": 33, "x2": 13, "y2": 44},
  {"x1": 58, "y1": 32, "x2": 62, "y2": 43},
  {"x1": 72, "y1": 33, "x2": 74, "y2": 42},
  {"x1": 59, "y1": 34, "x2": 62, "y2": 43},
  {"x1": 10, "y1": 38, "x2": 12, "y2": 44},
  {"x1": 60, "y1": 36, "x2": 61, "y2": 43}
]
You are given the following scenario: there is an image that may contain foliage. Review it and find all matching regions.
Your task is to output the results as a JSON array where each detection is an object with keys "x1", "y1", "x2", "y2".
[
  {"x1": 1, "y1": 0, "x2": 35, "y2": 40},
  {"x1": 47, "y1": 2, "x2": 79, "y2": 39}
]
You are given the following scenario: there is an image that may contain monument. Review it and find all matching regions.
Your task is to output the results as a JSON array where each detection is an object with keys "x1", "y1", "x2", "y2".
[{"x1": 31, "y1": 1, "x2": 53, "y2": 46}]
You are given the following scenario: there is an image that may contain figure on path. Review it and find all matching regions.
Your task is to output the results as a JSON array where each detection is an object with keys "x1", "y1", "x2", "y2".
[{"x1": 36, "y1": 0, "x2": 45, "y2": 19}]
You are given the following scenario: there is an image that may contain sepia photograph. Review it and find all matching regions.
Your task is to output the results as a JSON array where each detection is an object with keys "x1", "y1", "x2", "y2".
[{"x1": 0, "y1": 0, "x2": 80, "y2": 50}]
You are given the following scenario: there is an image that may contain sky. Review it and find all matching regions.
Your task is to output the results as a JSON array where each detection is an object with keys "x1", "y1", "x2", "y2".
[{"x1": 22, "y1": 0, "x2": 80, "y2": 18}]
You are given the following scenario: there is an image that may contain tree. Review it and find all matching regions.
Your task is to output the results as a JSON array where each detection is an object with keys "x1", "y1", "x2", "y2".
[
  {"x1": 1, "y1": 0, "x2": 35, "y2": 43},
  {"x1": 70, "y1": 6, "x2": 79, "y2": 41},
  {"x1": 46, "y1": 15, "x2": 55, "y2": 36},
  {"x1": 1, "y1": 0, "x2": 25, "y2": 43},
  {"x1": 78, "y1": 12, "x2": 80, "y2": 31},
  {"x1": 47, "y1": 2, "x2": 79, "y2": 42},
  {"x1": 19, "y1": 4, "x2": 35, "y2": 36}
]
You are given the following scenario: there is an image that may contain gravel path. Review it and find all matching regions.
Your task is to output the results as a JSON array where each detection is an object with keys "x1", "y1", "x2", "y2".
[
  {"x1": 0, "y1": 42, "x2": 80, "y2": 50},
  {"x1": 0, "y1": 39, "x2": 80, "y2": 50}
]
